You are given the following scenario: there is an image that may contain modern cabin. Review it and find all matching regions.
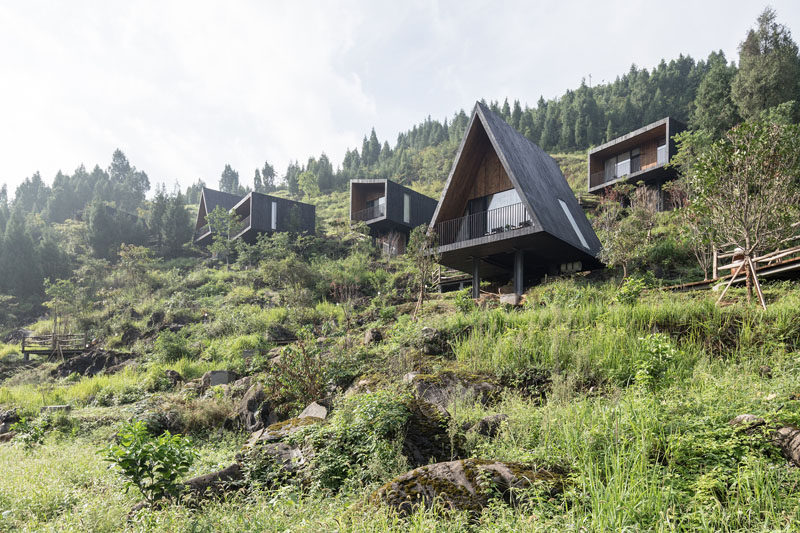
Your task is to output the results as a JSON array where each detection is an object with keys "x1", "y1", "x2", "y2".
[
  {"x1": 430, "y1": 102, "x2": 603, "y2": 300},
  {"x1": 350, "y1": 179, "x2": 437, "y2": 255},
  {"x1": 587, "y1": 117, "x2": 686, "y2": 206},
  {"x1": 194, "y1": 187, "x2": 315, "y2": 246}
]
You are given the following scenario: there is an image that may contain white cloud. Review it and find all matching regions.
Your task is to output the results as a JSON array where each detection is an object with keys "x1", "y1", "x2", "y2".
[{"x1": 0, "y1": 0, "x2": 798, "y2": 195}]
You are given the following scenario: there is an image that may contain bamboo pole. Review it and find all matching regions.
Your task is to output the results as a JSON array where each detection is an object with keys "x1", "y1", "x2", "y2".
[
  {"x1": 716, "y1": 261, "x2": 746, "y2": 305},
  {"x1": 747, "y1": 255, "x2": 767, "y2": 310}
]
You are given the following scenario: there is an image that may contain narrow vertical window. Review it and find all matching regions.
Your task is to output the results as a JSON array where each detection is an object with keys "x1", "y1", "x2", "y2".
[
  {"x1": 271, "y1": 201, "x2": 277, "y2": 230},
  {"x1": 403, "y1": 193, "x2": 410, "y2": 224}
]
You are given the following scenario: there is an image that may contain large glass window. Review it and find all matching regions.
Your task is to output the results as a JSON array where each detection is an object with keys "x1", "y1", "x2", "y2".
[
  {"x1": 657, "y1": 138, "x2": 667, "y2": 165},
  {"x1": 630, "y1": 147, "x2": 641, "y2": 173}
]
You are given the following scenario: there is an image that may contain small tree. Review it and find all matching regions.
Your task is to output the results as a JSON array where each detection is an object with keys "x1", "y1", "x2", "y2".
[
  {"x1": 678, "y1": 119, "x2": 800, "y2": 307},
  {"x1": 44, "y1": 279, "x2": 79, "y2": 336},
  {"x1": 407, "y1": 225, "x2": 439, "y2": 320},
  {"x1": 205, "y1": 206, "x2": 242, "y2": 267}
]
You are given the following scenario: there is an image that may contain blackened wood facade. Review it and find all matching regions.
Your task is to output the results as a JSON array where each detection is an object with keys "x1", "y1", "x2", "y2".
[
  {"x1": 350, "y1": 179, "x2": 437, "y2": 255},
  {"x1": 430, "y1": 102, "x2": 603, "y2": 297},
  {"x1": 194, "y1": 187, "x2": 315, "y2": 246}
]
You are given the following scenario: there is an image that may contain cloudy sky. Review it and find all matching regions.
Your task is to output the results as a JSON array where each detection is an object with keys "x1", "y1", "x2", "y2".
[{"x1": 1, "y1": 0, "x2": 799, "y2": 194}]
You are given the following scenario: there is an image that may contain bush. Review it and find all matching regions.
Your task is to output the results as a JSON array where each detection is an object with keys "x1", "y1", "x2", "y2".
[
  {"x1": 154, "y1": 329, "x2": 192, "y2": 363},
  {"x1": 105, "y1": 420, "x2": 197, "y2": 504},
  {"x1": 454, "y1": 288, "x2": 477, "y2": 313},
  {"x1": 10, "y1": 417, "x2": 45, "y2": 450},
  {"x1": 617, "y1": 276, "x2": 647, "y2": 305}
]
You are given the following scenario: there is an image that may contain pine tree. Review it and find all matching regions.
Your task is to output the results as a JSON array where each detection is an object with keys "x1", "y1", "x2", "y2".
[
  {"x1": 731, "y1": 7, "x2": 800, "y2": 120},
  {"x1": 253, "y1": 169, "x2": 264, "y2": 193},
  {"x1": 261, "y1": 161, "x2": 276, "y2": 192},
  {"x1": 691, "y1": 52, "x2": 740, "y2": 136},
  {"x1": 219, "y1": 164, "x2": 241, "y2": 195}
]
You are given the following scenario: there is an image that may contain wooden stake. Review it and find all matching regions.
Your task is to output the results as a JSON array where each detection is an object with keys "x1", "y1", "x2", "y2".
[
  {"x1": 747, "y1": 255, "x2": 767, "y2": 310},
  {"x1": 716, "y1": 261, "x2": 745, "y2": 305}
]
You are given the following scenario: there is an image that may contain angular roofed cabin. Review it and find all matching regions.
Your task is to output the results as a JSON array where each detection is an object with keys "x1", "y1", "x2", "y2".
[
  {"x1": 588, "y1": 117, "x2": 686, "y2": 209},
  {"x1": 194, "y1": 187, "x2": 315, "y2": 246},
  {"x1": 430, "y1": 102, "x2": 603, "y2": 300},
  {"x1": 350, "y1": 179, "x2": 437, "y2": 255}
]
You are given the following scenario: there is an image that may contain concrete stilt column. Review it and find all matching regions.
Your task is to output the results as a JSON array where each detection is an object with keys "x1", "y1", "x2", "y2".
[
  {"x1": 514, "y1": 250, "x2": 524, "y2": 296},
  {"x1": 472, "y1": 258, "x2": 480, "y2": 299}
]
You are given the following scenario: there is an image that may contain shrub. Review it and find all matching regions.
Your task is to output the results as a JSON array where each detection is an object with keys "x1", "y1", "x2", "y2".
[
  {"x1": 454, "y1": 288, "x2": 477, "y2": 313},
  {"x1": 11, "y1": 417, "x2": 45, "y2": 450},
  {"x1": 105, "y1": 420, "x2": 197, "y2": 504},
  {"x1": 634, "y1": 333, "x2": 679, "y2": 389},
  {"x1": 617, "y1": 276, "x2": 647, "y2": 305},
  {"x1": 153, "y1": 329, "x2": 191, "y2": 363}
]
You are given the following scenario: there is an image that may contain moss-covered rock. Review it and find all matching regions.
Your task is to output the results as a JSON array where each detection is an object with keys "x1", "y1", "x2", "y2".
[
  {"x1": 407, "y1": 370, "x2": 498, "y2": 413},
  {"x1": 244, "y1": 416, "x2": 324, "y2": 448},
  {"x1": 402, "y1": 398, "x2": 461, "y2": 467},
  {"x1": 372, "y1": 458, "x2": 565, "y2": 515}
]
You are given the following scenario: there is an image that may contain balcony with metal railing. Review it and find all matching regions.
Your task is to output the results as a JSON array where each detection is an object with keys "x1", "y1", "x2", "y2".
[
  {"x1": 435, "y1": 202, "x2": 534, "y2": 247},
  {"x1": 351, "y1": 202, "x2": 386, "y2": 222}
]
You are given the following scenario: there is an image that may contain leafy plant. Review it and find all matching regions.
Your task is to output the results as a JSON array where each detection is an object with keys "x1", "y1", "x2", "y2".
[
  {"x1": 10, "y1": 417, "x2": 45, "y2": 450},
  {"x1": 105, "y1": 420, "x2": 197, "y2": 504},
  {"x1": 454, "y1": 288, "x2": 476, "y2": 313},
  {"x1": 616, "y1": 276, "x2": 647, "y2": 305},
  {"x1": 153, "y1": 329, "x2": 191, "y2": 363}
]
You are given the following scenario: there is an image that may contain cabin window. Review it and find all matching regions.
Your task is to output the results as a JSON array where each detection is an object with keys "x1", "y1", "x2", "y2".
[
  {"x1": 630, "y1": 147, "x2": 641, "y2": 173},
  {"x1": 559, "y1": 199, "x2": 590, "y2": 249},
  {"x1": 403, "y1": 193, "x2": 410, "y2": 223},
  {"x1": 615, "y1": 152, "x2": 630, "y2": 178},
  {"x1": 366, "y1": 196, "x2": 386, "y2": 217},
  {"x1": 271, "y1": 201, "x2": 277, "y2": 230},
  {"x1": 657, "y1": 138, "x2": 667, "y2": 165}
]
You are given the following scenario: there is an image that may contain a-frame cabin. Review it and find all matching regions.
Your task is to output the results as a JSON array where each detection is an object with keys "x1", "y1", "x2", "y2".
[
  {"x1": 194, "y1": 187, "x2": 244, "y2": 246},
  {"x1": 430, "y1": 102, "x2": 603, "y2": 299}
]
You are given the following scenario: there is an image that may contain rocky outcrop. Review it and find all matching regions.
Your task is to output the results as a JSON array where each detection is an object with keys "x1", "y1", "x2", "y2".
[
  {"x1": 373, "y1": 458, "x2": 565, "y2": 515},
  {"x1": 183, "y1": 463, "x2": 244, "y2": 498},
  {"x1": 402, "y1": 399, "x2": 459, "y2": 467},
  {"x1": 244, "y1": 417, "x2": 325, "y2": 449},
  {"x1": 466, "y1": 414, "x2": 508, "y2": 438},
  {"x1": 406, "y1": 371, "x2": 498, "y2": 414},
  {"x1": 0, "y1": 409, "x2": 19, "y2": 435},
  {"x1": 202, "y1": 370, "x2": 238, "y2": 389},
  {"x1": 236, "y1": 383, "x2": 274, "y2": 432},
  {"x1": 52, "y1": 349, "x2": 135, "y2": 378},
  {"x1": 772, "y1": 427, "x2": 800, "y2": 466}
]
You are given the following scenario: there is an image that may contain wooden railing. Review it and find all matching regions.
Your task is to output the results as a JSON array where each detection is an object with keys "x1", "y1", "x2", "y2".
[
  {"x1": 21, "y1": 333, "x2": 88, "y2": 361},
  {"x1": 351, "y1": 203, "x2": 386, "y2": 222},
  {"x1": 435, "y1": 202, "x2": 533, "y2": 247}
]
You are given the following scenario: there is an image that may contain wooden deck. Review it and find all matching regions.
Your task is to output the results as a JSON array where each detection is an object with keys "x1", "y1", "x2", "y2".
[{"x1": 21, "y1": 333, "x2": 87, "y2": 361}]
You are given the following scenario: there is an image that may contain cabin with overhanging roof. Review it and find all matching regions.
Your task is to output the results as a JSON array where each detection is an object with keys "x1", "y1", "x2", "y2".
[
  {"x1": 587, "y1": 117, "x2": 685, "y2": 209},
  {"x1": 430, "y1": 102, "x2": 603, "y2": 300},
  {"x1": 350, "y1": 178, "x2": 437, "y2": 255},
  {"x1": 194, "y1": 187, "x2": 315, "y2": 246}
]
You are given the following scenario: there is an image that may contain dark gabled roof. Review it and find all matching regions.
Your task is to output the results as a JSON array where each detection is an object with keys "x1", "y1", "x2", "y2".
[
  {"x1": 201, "y1": 187, "x2": 242, "y2": 214},
  {"x1": 431, "y1": 102, "x2": 602, "y2": 257}
]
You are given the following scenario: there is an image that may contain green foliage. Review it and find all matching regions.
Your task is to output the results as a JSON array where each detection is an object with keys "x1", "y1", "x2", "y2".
[
  {"x1": 153, "y1": 329, "x2": 192, "y2": 363},
  {"x1": 264, "y1": 327, "x2": 325, "y2": 411},
  {"x1": 297, "y1": 389, "x2": 411, "y2": 491},
  {"x1": 633, "y1": 333, "x2": 679, "y2": 389},
  {"x1": 454, "y1": 288, "x2": 476, "y2": 313},
  {"x1": 105, "y1": 420, "x2": 197, "y2": 504},
  {"x1": 616, "y1": 276, "x2": 647, "y2": 305},
  {"x1": 10, "y1": 417, "x2": 45, "y2": 450}
]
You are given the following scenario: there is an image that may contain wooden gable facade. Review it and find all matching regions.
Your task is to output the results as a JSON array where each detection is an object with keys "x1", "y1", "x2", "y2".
[{"x1": 430, "y1": 102, "x2": 603, "y2": 298}]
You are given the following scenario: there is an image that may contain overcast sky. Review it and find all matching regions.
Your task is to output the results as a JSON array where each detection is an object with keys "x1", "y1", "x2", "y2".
[{"x1": 1, "y1": 0, "x2": 799, "y2": 195}]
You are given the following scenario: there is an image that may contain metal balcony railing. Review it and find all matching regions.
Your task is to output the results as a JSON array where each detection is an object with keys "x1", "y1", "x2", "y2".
[
  {"x1": 351, "y1": 202, "x2": 386, "y2": 222},
  {"x1": 435, "y1": 202, "x2": 533, "y2": 247}
]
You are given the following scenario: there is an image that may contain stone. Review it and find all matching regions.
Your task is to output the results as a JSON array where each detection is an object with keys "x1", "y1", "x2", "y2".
[
  {"x1": 402, "y1": 372, "x2": 419, "y2": 384},
  {"x1": 467, "y1": 414, "x2": 509, "y2": 438},
  {"x1": 759, "y1": 365, "x2": 773, "y2": 379},
  {"x1": 202, "y1": 370, "x2": 237, "y2": 388},
  {"x1": 244, "y1": 417, "x2": 325, "y2": 449},
  {"x1": 120, "y1": 326, "x2": 140, "y2": 346},
  {"x1": 364, "y1": 328, "x2": 383, "y2": 345},
  {"x1": 52, "y1": 350, "x2": 135, "y2": 378},
  {"x1": 407, "y1": 371, "x2": 498, "y2": 414},
  {"x1": 184, "y1": 463, "x2": 243, "y2": 498},
  {"x1": 0, "y1": 432, "x2": 16, "y2": 443},
  {"x1": 729, "y1": 414, "x2": 765, "y2": 426},
  {"x1": 164, "y1": 369, "x2": 184, "y2": 388},
  {"x1": 237, "y1": 383, "x2": 274, "y2": 432},
  {"x1": 40, "y1": 405, "x2": 71, "y2": 413},
  {"x1": 499, "y1": 293, "x2": 521, "y2": 306},
  {"x1": 299, "y1": 401, "x2": 327, "y2": 420},
  {"x1": 372, "y1": 458, "x2": 565, "y2": 515},
  {"x1": 402, "y1": 399, "x2": 460, "y2": 467},
  {"x1": 773, "y1": 427, "x2": 800, "y2": 466}
]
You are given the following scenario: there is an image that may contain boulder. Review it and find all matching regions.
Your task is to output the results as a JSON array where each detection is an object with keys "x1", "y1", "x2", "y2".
[
  {"x1": 266, "y1": 324, "x2": 295, "y2": 343},
  {"x1": 244, "y1": 417, "x2": 325, "y2": 449},
  {"x1": 373, "y1": 458, "x2": 565, "y2": 515},
  {"x1": 184, "y1": 463, "x2": 243, "y2": 498},
  {"x1": 299, "y1": 401, "x2": 327, "y2": 420},
  {"x1": 120, "y1": 326, "x2": 141, "y2": 346},
  {"x1": 499, "y1": 293, "x2": 521, "y2": 306},
  {"x1": 0, "y1": 409, "x2": 18, "y2": 435},
  {"x1": 364, "y1": 328, "x2": 383, "y2": 345},
  {"x1": 0, "y1": 432, "x2": 16, "y2": 443},
  {"x1": 402, "y1": 399, "x2": 459, "y2": 467},
  {"x1": 237, "y1": 383, "x2": 274, "y2": 432},
  {"x1": 773, "y1": 427, "x2": 800, "y2": 466},
  {"x1": 467, "y1": 414, "x2": 508, "y2": 438},
  {"x1": 164, "y1": 369, "x2": 184, "y2": 388},
  {"x1": 202, "y1": 370, "x2": 237, "y2": 388},
  {"x1": 729, "y1": 414, "x2": 765, "y2": 427},
  {"x1": 407, "y1": 371, "x2": 497, "y2": 414},
  {"x1": 419, "y1": 327, "x2": 448, "y2": 356}
]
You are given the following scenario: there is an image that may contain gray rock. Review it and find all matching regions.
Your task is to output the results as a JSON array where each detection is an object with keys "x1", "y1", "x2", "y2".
[
  {"x1": 244, "y1": 417, "x2": 325, "y2": 449},
  {"x1": 237, "y1": 383, "x2": 274, "y2": 432},
  {"x1": 202, "y1": 370, "x2": 237, "y2": 388},
  {"x1": 364, "y1": 328, "x2": 383, "y2": 345},
  {"x1": 729, "y1": 414, "x2": 765, "y2": 426},
  {"x1": 759, "y1": 365, "x2": 773, "y2": 379},
  {"x1": 0, "y1": 432, "x2": 16, "y2": 443},
  {"x1": 773, "y1": 427, "x2": 800, "y2": 466},
  {"x1": 468, "y1": 414, "x2": 509, "y2": 437},
  {"x1": 402, "y1": 372, "x2": 420, "y2": 384},
  {"x1": 40, "y1": 405, "x2": 71, "y2": 413},
  {"x1": 372, "y1": 458, "x2": 565, "y2": 515},
  {"x1": 164, "y1": 369, "x2": 184, "y2": 388},
  {"x1": 407, "y1": 372, "x2": 497, "y2": 413},
  {"x1": 299, "y1": 401, "x2": 327, "y2": 420},
  {"x1": 184, "y1": 463, "x2": 243, "y2": 498},
  {"x1": 499, "y1": 293, "x2": 521, "y2": 306}
]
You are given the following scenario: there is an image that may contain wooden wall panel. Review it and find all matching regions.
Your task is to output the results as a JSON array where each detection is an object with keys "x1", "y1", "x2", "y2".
[
  {"x1": 640, "y1": 139, "x2": 658, "y2": 170},
  {"x1": 468, "y1": 148, "x2": 513, "y2": 200}
]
